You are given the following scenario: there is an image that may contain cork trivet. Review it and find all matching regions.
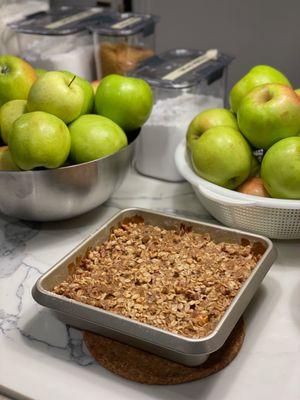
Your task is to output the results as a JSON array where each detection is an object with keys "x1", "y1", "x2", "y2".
[{"x1": 84, "y1": 318, "x2": 245, "y2": 385}]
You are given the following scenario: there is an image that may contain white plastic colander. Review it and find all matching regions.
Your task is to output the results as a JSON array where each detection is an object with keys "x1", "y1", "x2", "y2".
[{"x1": 175, "y1": 140, "x2": 300, "y2": 239}]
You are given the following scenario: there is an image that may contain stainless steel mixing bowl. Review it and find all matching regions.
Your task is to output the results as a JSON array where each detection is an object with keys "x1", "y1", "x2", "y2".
[{"x1": 0, "y1": 132, "x2": 139, "y2": 221}]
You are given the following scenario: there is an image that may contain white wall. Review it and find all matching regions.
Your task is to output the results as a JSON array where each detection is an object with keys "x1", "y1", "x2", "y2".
[{"x1": 133, "y1": 0, "x2": 300, "y2": 89}]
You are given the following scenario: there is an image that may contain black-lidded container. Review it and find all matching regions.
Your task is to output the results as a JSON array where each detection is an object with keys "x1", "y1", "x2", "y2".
[
  {"x1": 129, "y1": 49, "x2": 234, "y2": 181},
  {"x1": 8, "y1": 7, "x2": 111, "y2": 80},
  {"x1": 88, "y1": 13, "x2": 158, "y2": 79}
]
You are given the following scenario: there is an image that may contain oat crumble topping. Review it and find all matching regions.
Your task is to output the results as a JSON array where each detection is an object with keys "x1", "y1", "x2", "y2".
[{"x1": 52, "y1": 221, "x2": 262, "y2": 338}]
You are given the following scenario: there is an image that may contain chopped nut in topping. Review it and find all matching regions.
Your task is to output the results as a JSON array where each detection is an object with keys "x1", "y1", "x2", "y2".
[{"x1": 52, "y1": 221, "x2": 262, "y2": 339}]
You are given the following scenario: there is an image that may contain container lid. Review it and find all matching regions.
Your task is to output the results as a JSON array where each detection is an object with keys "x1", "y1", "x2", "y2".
[
  {"x1": 129, "y1": 48, "x2": 234, "y2": 89},
  {"x1": 88, "y1": 12, "x2": 158, "y2": 37},
  {"x1": 8, "y1": 7, "x2": 110, "y2": 36}
]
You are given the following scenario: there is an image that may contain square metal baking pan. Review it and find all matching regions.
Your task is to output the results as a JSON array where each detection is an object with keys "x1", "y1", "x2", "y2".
[{"x1": 32, "y1": 208, "x2": 277, "y2": 366}]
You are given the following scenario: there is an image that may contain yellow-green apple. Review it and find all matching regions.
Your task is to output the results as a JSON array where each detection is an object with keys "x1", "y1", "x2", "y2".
[
  {"x1": 237, "y1": 83, "x2": 300, "y2": 150},
  {"x1": 35, "y1": 68, "x2": 47, "y2": 77},
  {"x1": 295, "y1": 88, "x2": 300, "y2": 97},
  {"x1": 27, "y1": 71, "x2": 93, "y2": 124},
  {"x1": 261, "y1": 137, "x2": 300, "y2": 199},
  {"x1": 230, "y1": 65, "x2": 291, "y2": 113},
  {"x1": 250, "y1": 155, "x2": 260, "y2": 177},
  {"x1": 69, "y1": 114, "x2": 127, "y2": 164},
  {"x1": 0, "y1": 55, "x2": 37, "y2": 106},
  {"x1": 9, "y1": 111, "x2": 70, "y2": 170},
  {"x1": 0, "y1": 99, "x2": 27, "y2": 144},
  {"x1": 186, "y1": 108, "x2": 238, "y2": 150},
  {"x1": 191, "y1": 126, "x2": 252, "y2": 189},
  {"x1": 237, "y1": 177, "x2": 269, "y2": 197},
  {"x1": 0, "y1": 146, "x2": 19, "y2": 170},
  {"x1": 62, "y1": 70, "x2": 94, "y2": 115},
  {"x1": 95, "y1": 74, "x2": 153, "y2": 131}
]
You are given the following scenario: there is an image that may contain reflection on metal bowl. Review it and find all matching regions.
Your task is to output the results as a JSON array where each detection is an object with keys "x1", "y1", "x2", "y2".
[{"x1": 0, "y1": 130, "x2": 139, "y2": 221}]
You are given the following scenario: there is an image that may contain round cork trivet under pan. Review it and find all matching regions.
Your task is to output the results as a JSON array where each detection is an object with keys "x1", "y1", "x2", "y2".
[{"x1": 83, "y1": 318, "x2": 245, "y2": 385}]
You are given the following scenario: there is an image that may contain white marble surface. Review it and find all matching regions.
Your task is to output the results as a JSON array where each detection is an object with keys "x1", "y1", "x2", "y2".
[{"x1": 0, "y1": 166, "x2": 300, "y2": 400}]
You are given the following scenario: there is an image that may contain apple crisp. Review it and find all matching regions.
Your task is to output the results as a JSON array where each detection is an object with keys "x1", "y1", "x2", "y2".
[{"x1": 52, "y1": 221, "x2": 263, "y2": 339}]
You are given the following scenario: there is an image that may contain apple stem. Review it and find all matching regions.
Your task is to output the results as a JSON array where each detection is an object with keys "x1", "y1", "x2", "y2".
[
  {"x1": 1, "y1": 65, "x2": 9, "y2": 75},
  {"x1": 68, "y1": 75, "x2": 76, "y2": 87}
]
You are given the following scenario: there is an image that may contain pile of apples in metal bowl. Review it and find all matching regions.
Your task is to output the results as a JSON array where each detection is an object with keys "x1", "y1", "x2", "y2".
[
  {"x1": 176, "y1": 65, "x2": 300, "y2": 239},
  {"x1": 0, "y1": 55, "x2": 153, "y2": 221}
]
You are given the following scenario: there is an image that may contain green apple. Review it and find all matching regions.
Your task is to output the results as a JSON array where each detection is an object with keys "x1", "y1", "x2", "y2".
[
  {"x1": 9, "y1": 111, "x2": 70, "y2": 170},
  {"x1": 61, "y1": 71, "x2": 94, "y2": 115},
  {"x1": 0, "y1": 55, "x2": 37, "y2": 106},
  {"x1": 35, "y1": 68, "x2": 47, "y2": 78},
  {"x1": 230, "y1": 65, "x2": 291, "y2": 113},
  {"x1": 191, "y1": 126, "x2": 252, "y2": 189},
  {"x1": 250, "y1": 154, "x2": 260, "y2": 177},
  {"x1": 95, "y1": 74, "x2": 153, "y2": 131},
  {"x1": 237, "y1": 83, "x2": 300, "y2": 150},
  {"x1": 261, "y1": 137, "x2": 300, "y2": 199},
  {"x1": 186, "y1": 108, "x2": 238, "y2": 149},
  {"x1": 0, "y1": 99, "x2": 27, "y2": 144},
  {"x1": 0, "y1": 146, "x2": 19, "y2": 170},
  {"x1": 27, "y1": 71, "x2": 93, "y2": 124},
  {"x1": 69, "y1": 114, "x2": 128, "y2": 164},
  {"x1": 295, "y1": 88, "x2": 300, "y2": 97}
]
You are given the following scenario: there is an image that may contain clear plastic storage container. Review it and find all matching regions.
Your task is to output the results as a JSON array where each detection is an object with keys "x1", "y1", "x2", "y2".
[
  {"x1": 8, "y1": 7, "x2": 110, "y2": 80},
  {"x1": 0, "y1": 0, "x2": 48, "y2": 55},
  {"x1": 89, "y1": 13, "x2": 158, "y2": 79},
  {"x1": 130, "y1": 49, "x2": 234, "y2": 182}
]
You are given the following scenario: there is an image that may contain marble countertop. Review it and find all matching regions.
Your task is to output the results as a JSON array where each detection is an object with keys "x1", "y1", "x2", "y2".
[{"x1": 0, "y1": 166, "x2": 300, "y2": 400}]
